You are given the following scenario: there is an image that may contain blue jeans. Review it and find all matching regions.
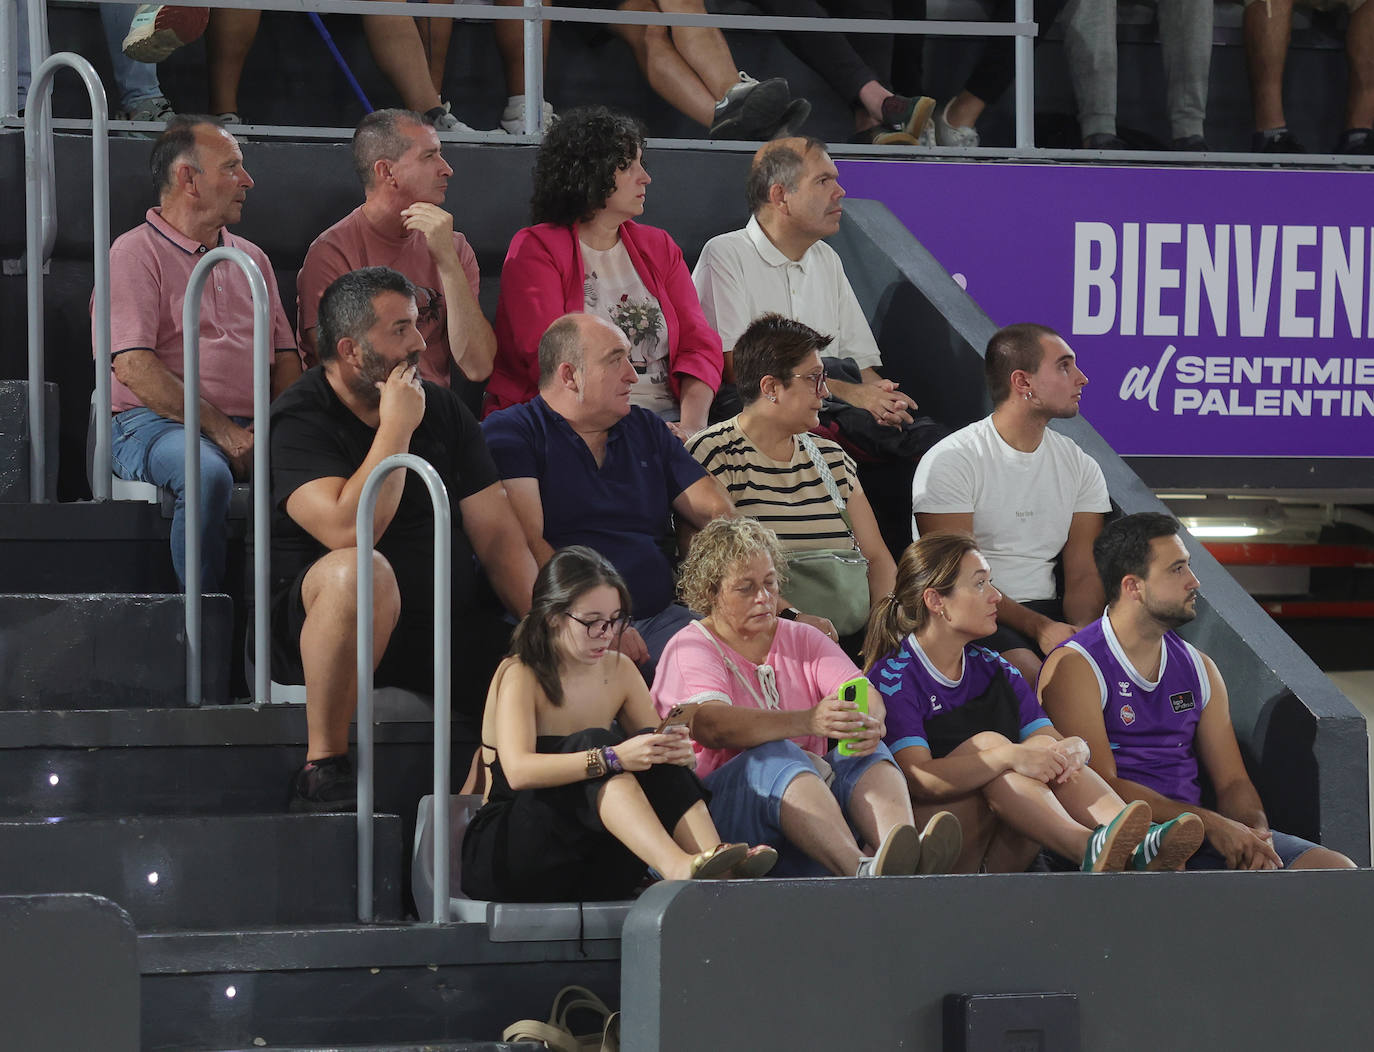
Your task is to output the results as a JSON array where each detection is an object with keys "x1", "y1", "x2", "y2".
[
  {"x1": 111, "y1": 406, "x2": 242, "y2": 589},
  {"x1": 703, "y1": 738, "x2": 899, "y2": 877},
  {"x1": 13, "y1": 3, "x2": 161, "y2": 110},
  {"x1": 100, "y1": 4, "x2": 163, "y2": 109}
]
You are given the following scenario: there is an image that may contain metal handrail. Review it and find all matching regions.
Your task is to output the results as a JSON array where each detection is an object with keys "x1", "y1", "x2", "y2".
[
  {"x1": 181, "y1": 247, "x2": 272, "y2": 708},
  {"x1": 25, "y1": 0, "x2": 1038, "y2": 144},
  {"x1": 355, "y1": 453, "x2": 452, "y2": 925},
  {"x1": 23, "y1": 51, "x2": 106, "y2": 502}
]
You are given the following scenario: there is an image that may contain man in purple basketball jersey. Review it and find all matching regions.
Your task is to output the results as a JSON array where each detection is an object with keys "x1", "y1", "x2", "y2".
[{"x1": 1039, "y1": 512, "x2": 1354, "y2": 871}]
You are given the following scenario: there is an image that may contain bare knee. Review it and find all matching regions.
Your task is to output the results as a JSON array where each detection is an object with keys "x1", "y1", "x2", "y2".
[
  {"x1": 301, "y1": 548, "x2": 401, "y2": 627},
  {"x1": 1289, "y1": 846, "x2": 1357, "y2": 870},
  {"x1": 958, "y1": 731, "x2": 1012, "y2": 754},
  {"x1": 1001, "y1": 647, "x2": 1043, "y2": 683}
]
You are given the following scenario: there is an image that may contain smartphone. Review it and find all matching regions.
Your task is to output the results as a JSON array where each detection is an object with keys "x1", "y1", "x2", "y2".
[
  {"x1": 656, "y1": 705, "x2": 690, "y2": 734},
  {"x1": 836, "y1": 676, "x2": 870, "y2": 757}
]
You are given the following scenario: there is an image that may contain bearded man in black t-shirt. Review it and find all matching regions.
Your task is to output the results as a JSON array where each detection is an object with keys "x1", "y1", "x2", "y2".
[{"x1": 270, "y1": 266, "x2": 537, "y2": 811}]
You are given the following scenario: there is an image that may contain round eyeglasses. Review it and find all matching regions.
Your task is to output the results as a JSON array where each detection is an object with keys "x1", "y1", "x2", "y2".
[
  {"x1": 789, "y1": 369, "x2": 828, "y2": 397},
  {"x1": 565, "y1": 612, "x2": 630, "y2": 638}
]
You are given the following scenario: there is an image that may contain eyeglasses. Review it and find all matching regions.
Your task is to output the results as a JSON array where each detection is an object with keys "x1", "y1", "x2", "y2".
[
  {"x1": 789, "y1": 369, "x2": 828, "y2": 397},
  {"x1": 565, "y1": 612, "x2": 630, "y2": 638}
]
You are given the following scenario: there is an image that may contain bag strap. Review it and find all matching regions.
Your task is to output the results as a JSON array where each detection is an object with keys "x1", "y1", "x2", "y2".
[
  {"x1": 690, "y1": 622, "x2": 779, "y2": 710},
  {"x1": 502, "y1": 1018, "x2": 580, "y2": 1052},
  {"x1": 796, "y1": 432, "x2": 855, "y2": 535}
]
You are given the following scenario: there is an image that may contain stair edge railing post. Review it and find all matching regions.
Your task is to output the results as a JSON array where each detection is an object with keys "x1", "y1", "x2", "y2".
[
  {"x1": 23, "y1": 50, "x2": 107, "y2": 502},
  {"x1": 1013, "y1": 0, "x2": 1035, "y2": 150},
  {"x1": 182, "y1": 247, "x2": 271, "y2": 707},
  {"x1": 355, "y1": 453, "x2": 452, "y2": 924}
]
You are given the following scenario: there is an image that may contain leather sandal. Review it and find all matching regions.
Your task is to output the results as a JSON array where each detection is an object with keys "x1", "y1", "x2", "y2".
[{"x1": 689, "y1": 842, "x2": 748, "y2": 879}]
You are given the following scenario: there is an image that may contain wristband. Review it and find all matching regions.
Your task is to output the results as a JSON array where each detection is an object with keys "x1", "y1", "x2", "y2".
[
  {"x1": 604, "y1": 746, "x2": 623, "y2": 773},
  {"x1": 585, "y1": 747, "x2": 607, "y2": 779},
  {"x1": 778, "y1": 607, "x2": 800, "y2": 621}
]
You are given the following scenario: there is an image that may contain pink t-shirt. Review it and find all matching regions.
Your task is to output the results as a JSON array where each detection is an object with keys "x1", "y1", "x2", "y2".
[
  {"x1": 103, "y1": 208, "x2": 296, "y2": 417},
  {"x1": 296, "y1": 205, "x2": 481, "y2": 387},
  {"x1": 651, "y1": 619, "x2": 859, "y2": 778}
]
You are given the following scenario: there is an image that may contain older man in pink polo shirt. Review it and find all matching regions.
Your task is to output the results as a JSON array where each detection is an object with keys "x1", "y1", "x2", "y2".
[
  {"x1": 295, "y1": 109, "x2": 495, "y2": 387},
  {"x1": 102, "y1": 115, "x2": 302, "y2": 589}
]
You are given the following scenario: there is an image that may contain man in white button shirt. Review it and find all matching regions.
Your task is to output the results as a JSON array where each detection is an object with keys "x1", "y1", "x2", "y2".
[
  {"x1": 912, "y1": 323, "x2": 1111, "y2": 684},
  {"x1": 692, "y1": 136, "x2": 918, "y2": 428}
]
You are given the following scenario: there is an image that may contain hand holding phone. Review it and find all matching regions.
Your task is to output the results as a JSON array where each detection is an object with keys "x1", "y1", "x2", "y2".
[
  {"x1": 656, "y1": 704, "x2": 690, "y2": 734},
  {"x1": 836, "y1": 676, "x2": 871, "y2": 757}
]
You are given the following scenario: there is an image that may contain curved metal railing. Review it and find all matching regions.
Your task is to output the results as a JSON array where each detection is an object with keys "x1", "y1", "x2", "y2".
[
  {"x1": 181, "y1": 247, "x2": 273, "y2": 707},
  {"x1": 354, "y1": 453, "x2": 453, "y2": 925},
  {"x1": 22, "y1": 51, "x2": 107, "y2": 501}
]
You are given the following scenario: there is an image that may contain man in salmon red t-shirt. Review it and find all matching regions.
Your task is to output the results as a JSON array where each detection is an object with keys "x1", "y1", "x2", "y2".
[
  {"x1": 100, "y1": 115, "x2": 301, "y2": 590},
  {"x1": 295, "y1": 109, "x2": 496, "y2": 386}
]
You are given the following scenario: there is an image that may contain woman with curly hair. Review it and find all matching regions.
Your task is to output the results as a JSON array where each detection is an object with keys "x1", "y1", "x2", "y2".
[
  {"x1": 651, "y1": 517, "x2": 963, "y2": 878},
  {"x1": 486, "y1": 106, "x2": 722, "y2": 438},
  {"x1": 462, "y1": 545, "x2": 776, "y2": 902}
]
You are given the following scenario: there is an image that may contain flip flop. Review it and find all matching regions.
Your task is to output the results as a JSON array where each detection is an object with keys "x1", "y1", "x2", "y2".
[{"x1": 689, "y1": 842, "x2": 748, "y2": 880}]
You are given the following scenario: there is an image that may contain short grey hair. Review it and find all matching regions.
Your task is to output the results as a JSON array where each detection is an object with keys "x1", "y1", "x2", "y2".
[
  {"x1": 745, "y1": 136, "x2": 829, "y2": 214},
  {"x1": 352, "y1": 108, "x2": 427, "y2": 190},
  {"x1": 317, "y1": 266, "x2": 416, "y2": 362},
  {"x1": 537, "y1": 314, "x2": 587, "y2": 387}
]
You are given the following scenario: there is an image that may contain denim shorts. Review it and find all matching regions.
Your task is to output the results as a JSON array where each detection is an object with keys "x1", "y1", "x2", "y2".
[
  {"x1": 702, "y1": 738, "x2": 898, "y2": 877},
  {"x1": 1185, "y1": 829, "x2": 1320, "y2": 870}
]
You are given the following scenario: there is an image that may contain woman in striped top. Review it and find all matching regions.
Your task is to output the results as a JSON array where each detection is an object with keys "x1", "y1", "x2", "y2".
[{"x1": 687, "y1": 314, "x2": 895, "y2": 652}]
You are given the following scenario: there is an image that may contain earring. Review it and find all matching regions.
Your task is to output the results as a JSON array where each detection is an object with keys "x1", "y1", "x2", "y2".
[
  {"x1": 939, "y1": 607, "x2": 952, "y2": 623},
  {"x1": 768, "y1": 394, "x2": 778, "y2": 403},
  {"x1": 1023, "y1": 391, "x2": 1031, "y2": 401}
]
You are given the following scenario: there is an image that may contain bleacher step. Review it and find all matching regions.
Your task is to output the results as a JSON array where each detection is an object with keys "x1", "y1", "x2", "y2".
[
  {"x1": 139, "y1": 923, "x2": 622, "y2": 1051},
  {"x1": 0, "y1": 813, "x2": 403, "y2": 930},
  {"x1": 0, "y1": 705, "x2": 453, "y2": 819},
  {"x1": 0, "y1": 592, "x2": 233, "y2": 708}
]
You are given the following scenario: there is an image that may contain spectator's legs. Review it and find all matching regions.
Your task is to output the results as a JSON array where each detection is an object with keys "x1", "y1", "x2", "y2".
[
  {"x1": 297, "y1": 548, "x2": 401, "y2": 761},
  {"x1": 889, "y1": 0, "x2": 926, "y2": 97},
  {"x1": 612, "y1": 0, "x2": 736, "y2": 127},
  {"x1": 206, "y1": 7, "x2": 260, "y2": 115},
  {"x1": 99, "y1": 3, "x2": 165, "y2": 112},
  {"x1": 419, "y1": 0, "x2": 455, "y2": 95},
  {"x1": 778, "y1": 771, "x2": 865, "y2": 875},
  {"x1": 1288, "y1": 845, "x2": 1358, "y2": 869},
  {"x1": 596, "y1": 774, "x2": 711, "y2": 879},
  {"x1": 843, "y1": 755, "x2": 915, "y2": 854},
  {"x1": 110, "y1": 407, "x2": 235, "y2": 590},
  {"x1": 493, "y1": 0, "x2": 550, "y2": 96},
  {"x1": 948, "y1": 0, "x2": 1067, "y2": 134},
  {"x1": 361, "y1": 1, "x2": 444, "y2": 113},
  {"x1": 1346, "y1": 0, "x2": 1374, "y2": 130},
  {"x1": 1063, "y1": 0, "x2": 1117, "y2": 141},
  {"x1": 755, "y1": 0, "x2": 889, "y2": 128},
  {"x1": 1158, "y1": 0, "x2": 1211, "y2": 141},
  {"x1": 913, "y1": 796, "x2": 997, "y2": 873},
  {"x1": 1243, "y1": 0, "x2": 1292, "y2": 132}
]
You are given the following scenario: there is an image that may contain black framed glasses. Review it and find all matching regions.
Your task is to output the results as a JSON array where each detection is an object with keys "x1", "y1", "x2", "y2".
[
  {"x1": 789, "y1": 369, "x2": 828, "y2": 397},
  {"x1": 565, "y1": 612, "x2": 630, "y2": 638}
]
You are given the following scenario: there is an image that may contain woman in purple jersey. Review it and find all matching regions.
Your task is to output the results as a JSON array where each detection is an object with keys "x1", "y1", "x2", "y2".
[{"x1": 862, "y1": 532, "x2": 1203, "y2": 873}]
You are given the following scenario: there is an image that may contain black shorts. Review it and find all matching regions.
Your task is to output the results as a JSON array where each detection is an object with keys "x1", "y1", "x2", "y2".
[
  {"x1": 975, "y1": 598, "x2": 1064, "y2": 657},
  {"x1": 270, "y1": 562, "x2": 513, "y2": 738}
]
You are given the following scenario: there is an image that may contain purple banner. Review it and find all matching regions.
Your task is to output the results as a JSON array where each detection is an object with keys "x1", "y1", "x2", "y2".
[{"x1": 839, "y1": 159, "x2": 1374, "y2": 458}]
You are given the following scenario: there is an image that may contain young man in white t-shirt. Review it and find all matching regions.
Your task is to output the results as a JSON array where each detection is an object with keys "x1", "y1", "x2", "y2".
[{"x1": 912, "y1": 323, "x2": 1110, "y2": 682}]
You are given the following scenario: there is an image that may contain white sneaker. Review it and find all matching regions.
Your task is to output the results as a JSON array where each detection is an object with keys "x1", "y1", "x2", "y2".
[
  {"x1": 934, "y1": 99, "x2": 979, "y2": 148},
  {"x1": 501, "y1": 96, "x2": 557, "y2": 135},
  {"x1": 429, "y1": 101, "x2": 476, "y2": 134}
]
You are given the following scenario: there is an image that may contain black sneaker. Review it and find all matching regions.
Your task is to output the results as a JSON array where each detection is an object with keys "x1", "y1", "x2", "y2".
[
  {"x1": 288, "y1": 755, "x2": 357, "y2": 813},
  {"x1": 1170, "y1": 135, "x2": 1209, "y2": 152},
  {"x1": 1082, "y1": 133, "x2": 1129, "y2": 150},
  {"x1": 1251, "y1": 128, "x2": 1305, "y2": 154},
  {"x1": 1336, "y1": 128, "x2": 1374, "y2": 155},
  {"x1": 709, "y1": 73, "x2": 792, "y2": 140}
]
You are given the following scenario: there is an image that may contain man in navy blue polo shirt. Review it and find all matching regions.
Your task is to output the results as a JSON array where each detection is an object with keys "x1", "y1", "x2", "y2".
[{"x1": 482, "y1": 313, "x2": 734, "y2": 676}]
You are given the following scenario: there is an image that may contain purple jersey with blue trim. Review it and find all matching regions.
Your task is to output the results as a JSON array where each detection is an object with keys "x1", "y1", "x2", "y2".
[
  {"x1": 1061, "y1": 616, "x2": 1211, "y2": 804},
  {"x1": 869, "y1": 636, "x2": 1054, "y2": 755}
]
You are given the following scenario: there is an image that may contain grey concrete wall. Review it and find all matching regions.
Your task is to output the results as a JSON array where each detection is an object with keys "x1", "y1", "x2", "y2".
[
  {"x1": 623, "y1": 872, "x2": 1374, "y2": 1050},
  {"x1": 0, "y1": 893, "x2": 140, "y2": 1052}
]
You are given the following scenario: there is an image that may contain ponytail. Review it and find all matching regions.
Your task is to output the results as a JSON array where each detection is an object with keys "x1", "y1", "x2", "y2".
[{"x1": 861, "y1": 592, "x2": 908, "y2": 673}]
